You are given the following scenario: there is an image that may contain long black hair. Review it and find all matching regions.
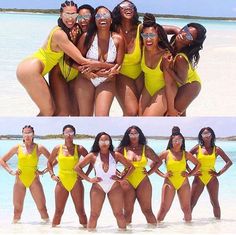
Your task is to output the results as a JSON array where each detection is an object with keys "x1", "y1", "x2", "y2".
[
  {"x1": 198, "y1": 127, "x2": 216, "y2": 147},
  {"x1": 142, "y1": 13, "x2": 173, "y2": 54},
  {"x1": 118, "y1": 126, "x2": 147, "y2": 148},
  {"x1": 84, "y1": 6, "x2": 112, "y2": 51},
  {"x1": 166, "y1": 126, "x2": 186, "y2": 151},
  {"x1": 111, "y1": 0, "x2": 140, "y2": 31},
  {"x1": 171, "y1": 22, "x2": 206, "y2": 68},
  {"x1": 91, "y1": 132, "x2": 114, "y2": 153}
]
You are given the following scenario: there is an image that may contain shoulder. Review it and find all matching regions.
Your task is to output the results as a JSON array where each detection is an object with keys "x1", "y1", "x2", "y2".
[
  {"x1": 112, "y1": 33, "x2": 124, "y2": 44},
  {"x1": 190, "y1": 144, "x2": 199, "y2": 153},
  {"x1": 53, "y1": 27, "x2": 69, "y2": 41},
  {"x1": 175, "y1": 54, "x2": 188, "y2": 64},
  {"x1": 159, "y1": 150, "x2": 169, "y2": 159}
]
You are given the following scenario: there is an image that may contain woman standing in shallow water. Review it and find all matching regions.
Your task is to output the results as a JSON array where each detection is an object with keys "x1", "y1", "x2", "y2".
[
  {"x1": 190, "y1": 127, "x2": 232, "y2": 219},
  {"x1": 156, "y1": 126, "x2": 200, "y2": 222},
  {"x1": 117, "y1": 125, "x2": 159, "y2": 225},
  {"x1": 47, "y1": 124, "x2": 89, "y2": 227},
  {"x1": 75, "y1": 132, "x2": 134, "y2": 230},
  {"x1": 0, "y1": 125, "x2": 50, "y2": 223}
]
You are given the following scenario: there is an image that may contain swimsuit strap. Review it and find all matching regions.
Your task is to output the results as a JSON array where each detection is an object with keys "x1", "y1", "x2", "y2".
[{"x1": 46, "y1": 26, "x2": 61, "y2": 51}]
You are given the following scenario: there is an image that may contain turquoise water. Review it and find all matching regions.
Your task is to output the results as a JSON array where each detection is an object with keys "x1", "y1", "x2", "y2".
[{"x1": 0, "y1": 138, "x2": 235, "y2": 217}]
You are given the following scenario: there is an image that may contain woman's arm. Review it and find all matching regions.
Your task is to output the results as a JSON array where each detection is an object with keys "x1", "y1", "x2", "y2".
[
  {"x1": 37, "y1": 144, "x2": 51, "y2": 175},
  {"x1": 47, "y1": 146, "x2": 60, "y2": 181},
  {"x1": 78, "y1": 145, "x2": 93, "y2": 176},
  {"x1": 145, "y1": 145, "x2": 161, "y2": 176},
  {"x1": 113, "y1": 152, "x2": 134, "y2": 180},
  {"x1": 163, "y1": 25, "x2": 181, "y2": 35},
  {"x1": 213, "y1": 147, "x2": 233, "y2": 176},
  {"x1": 0, "y1": 145, "x2": 19, "y2": 175},
  {"x1": 184, "y1": 151, "x2": 201, "y2": 177},
  {"x1": 155, "y1": 151, "x2": 171, "y2": 178}
]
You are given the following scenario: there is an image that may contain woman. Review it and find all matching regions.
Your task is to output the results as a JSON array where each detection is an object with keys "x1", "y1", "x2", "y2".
[
  {"x1": 117, "y1": 125, "x2": 159, "y2": 225},
  {"x1": 16, "y1": 1, "x2": 114, "y2": 116},
  {"x1": 0, "y1": 125, "x2": 50, "y2": 223},
  {"x1": 156, "y1": 126, "x2": 200, "y2": 222},
  {"x1": 75, "y1": 6, "x2": 125, "y2": 116},
  {"x1": 190, "y1": 127, "x2": 232, "y2": 219},
  {"x1": 163, "y1": 23, "x2": 207, "y2": 116},
  {"x1": 75, "y1": 132, "x2": 134, "y2": 230},
  {"x1": 112, "y1": 0, "x2": 143, "y2": 116},
  {"x1": 47, "y1": 124, "x2": 89, "y2": 227},
  {"x1": 139, "y1": 13, "x2": 173, "y2": 116},
  {"x1": 49, "y1": 4, "x2": 95, "y2": 116}
]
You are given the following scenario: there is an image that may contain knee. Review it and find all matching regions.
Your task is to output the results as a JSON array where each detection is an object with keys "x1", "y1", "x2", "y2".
[
  {"x1": 142, "y1": 208, "x2": 153, "y2": 216},
  {"x1": 40, "y1": 105, "x2": 55, "y2": 116},
  {"x1": 124, "y1": 107, "x2": 138, "y2": 116},
  {"x1": 113, "y1": 210, "x2": 124, "y2": 219}
]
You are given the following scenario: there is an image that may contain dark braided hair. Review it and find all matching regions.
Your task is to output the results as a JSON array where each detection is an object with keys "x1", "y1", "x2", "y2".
[
  {"x1": 171, "y1": 22, "x2": 206, "y2": 68},
  {"x1": 84, "y1": 6, "x2": 112, "y2": 51},
  {"x1": 78, "y1": 4, "x2": 95, "y2": 16},
  {"x1": 22, "y1": 125, "x2": 35, "y2": 143},
  {"x1": 142, "y1": 13, "x2": 173, "y2": 54},
  {"x1": 198, "y1": 127, "x2": 216, "y2": 147},
  {"x1": 166, "y1": 126, "x2": 186, "y2": 151},
  {"x1": 58, "y1": 1, "x2": 81, "y2": 80},
  {"x1": 111, "y1": 0, "x2": 140, "y2": 31}
]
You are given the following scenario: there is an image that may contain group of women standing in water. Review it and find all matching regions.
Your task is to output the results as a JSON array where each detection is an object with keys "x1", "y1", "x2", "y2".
[
  {"x1": 0, "y1": 124, "x2": 232, "y2": 229},
  {"x1": 16, "y1": 0, "x2": 207, "y2": 116}
]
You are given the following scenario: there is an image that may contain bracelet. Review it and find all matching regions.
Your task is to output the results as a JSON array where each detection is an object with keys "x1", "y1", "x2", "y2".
[{"x1": 51, "y1": 173, "x2": 55, "y2": 178}]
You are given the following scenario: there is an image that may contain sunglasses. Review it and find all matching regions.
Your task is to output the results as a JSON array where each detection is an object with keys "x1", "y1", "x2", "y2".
[
  {"x1": 119, "y1": 2, "x2": 134, "y2": 10},
  {"x1": 201, "y1": 133, "x2": 211, "y2": 138},
  {"x1": 62, "y1": 12, "x2": 78, "y2": 20},
  {"x1": 181, "y1": 26, "x2": 193, "y2": 41},
  {"x1": 95, "y1": 13, "x2": 111, "y2": 20},
  {"x1": 63, "y1": 131, "x2": 75, "y2": 136},
  {"x1": 128, "y1": 133, "x2": 139, "y2": 138},
  {"x1": 77, "y1": 13, "x2": 91, "y2": 21},
  {"x1": 22, "y1": 132, "x2": 34, "y2": 137},
  {"x1": 172, "y1": 139, "x2": 183, "y2": 144},
  {"x1": 141, "y1": 33, "x2": 157, "y2": 39},
  {"x1": 99, "y1": 140, "x2": 110, "y2": 146}
]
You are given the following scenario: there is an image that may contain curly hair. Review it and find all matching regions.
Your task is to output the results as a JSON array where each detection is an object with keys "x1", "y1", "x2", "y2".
[
  {"x1": 171, "y1": 22, "x2": 206, "y2": 68},
  {"x1": 118, "y1": 125, "x2": 147, "y2": 148},
  {"x1": 111, "y1": 0, "x2": 140, "y2": 31}
]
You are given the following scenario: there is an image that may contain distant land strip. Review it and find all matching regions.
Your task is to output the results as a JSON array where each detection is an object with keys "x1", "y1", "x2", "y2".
[{"x1": 1, "y1": 8, "x2": 236, "y2": 21}]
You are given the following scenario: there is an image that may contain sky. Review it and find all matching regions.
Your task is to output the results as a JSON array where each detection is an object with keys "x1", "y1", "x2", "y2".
[
  {"x1": 0, "y1": 0, "x2": 236, "y2": 17},
  {"x1": 0, "y1": 117, "x2": 236, "y2": 138}
]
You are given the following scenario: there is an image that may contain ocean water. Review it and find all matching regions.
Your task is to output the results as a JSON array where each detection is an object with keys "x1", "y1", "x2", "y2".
[
  {"x1": 0, "y1": 12, "x2": 236, "y2": 116},
  {"x1": 0, "y1": 137, "x2": 235, "y2": 234}
]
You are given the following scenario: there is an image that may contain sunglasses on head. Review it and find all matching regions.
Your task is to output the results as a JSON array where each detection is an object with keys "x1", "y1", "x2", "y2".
[
  {"x1": 141, "y1": 33, "x2": 157, "y2": 39},
  {"x1": 95, "y1": 13, "x2": 111, "y2": 20},
  {"x1": 77, "y1": 13, "x2": 91, "y2": 21},
  {"x1": 62, "y1": 12, "x2": 78, "y2": 20},
  {"x1": 181, "y1": 26, "x2": 193, "y2": 41}
]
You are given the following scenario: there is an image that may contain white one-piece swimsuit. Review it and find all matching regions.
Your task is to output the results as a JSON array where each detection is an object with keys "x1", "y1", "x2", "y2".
[
  {"x1": 86, "y1": 33, "x2": 117, "y2": 87},
  {"x1": 94, "y1": 152, "x2": 117, "y2": 193}
]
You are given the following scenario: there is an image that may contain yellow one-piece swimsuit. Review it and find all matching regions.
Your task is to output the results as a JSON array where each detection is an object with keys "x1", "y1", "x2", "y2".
[
  {"x1": 197, "y1": 146, "x2": 216, "y2": 185},
  {"x1": 124, "y1": 146, "x2": 147, "y2": 189},
  {"x1": 58, "y1": 144, "x2": 79, "y2": 192},
  {"x1": 17, "y1": 144, "x2": 38, "y2": 188},
  {"x1": 174, "y1": 53, "x2": 201, "y2": 86},
  {"x1": 119, "y1": 24, "x2": 142, "y2": 79},
  {"x1": 32, "y1": 26, "x2": 64, "y2": 76},
  {"x1": 166, "y1": 150, "x2": 187, "y2": 190}
]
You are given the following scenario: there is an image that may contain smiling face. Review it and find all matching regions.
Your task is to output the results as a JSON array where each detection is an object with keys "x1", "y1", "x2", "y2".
[
  {"x1": 78, "y1": 8, "x2": 92, "y2": 32},
  {"x1": 176, "y1": 26, "x2": 198, "y2": 47},
  {"x1": 142, "y1": 27, "x2": 158, "y2": 50},
  {"x1": 201, "y1": 129, "x2": 212, "y2": 143},
  {"x1": 22, "y1": 127, "x2": 34, "y2": 143},
  {"x1": 95, "y1": 7, "x2": 112, "y2": 30},
  {"x1": 61, "y1": 5, "x2": 78, "y2": 29},
  {"x1": 171, "y1": 135, "x2": 183, "y2": 150},
  {"x1": 98, "y1": 134, "x2": 111, "y2": 151},
  {"x1": 119, "y1": 1, "x2": 135, "y2": 20}
]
